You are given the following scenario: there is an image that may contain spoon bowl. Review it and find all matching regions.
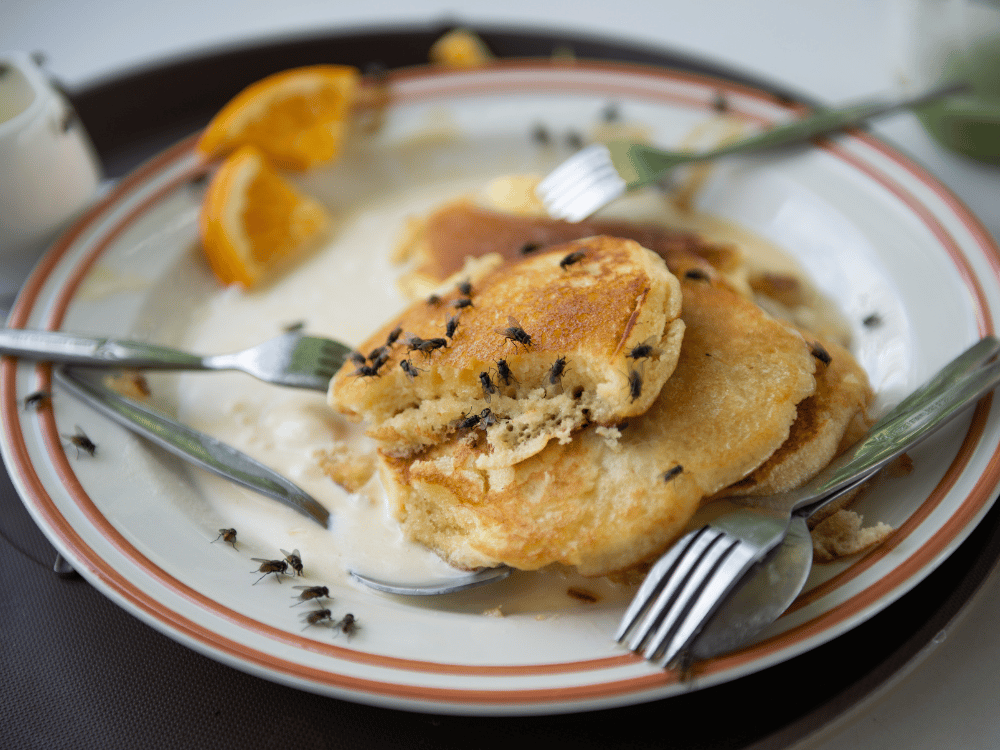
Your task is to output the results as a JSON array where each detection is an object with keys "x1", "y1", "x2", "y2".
[
  {"x1": 690, "y1": 516, "x2": 813, "y2": 660},
  {"x1": 349, "y1": 566, "x2": 513, "y2": 595}
]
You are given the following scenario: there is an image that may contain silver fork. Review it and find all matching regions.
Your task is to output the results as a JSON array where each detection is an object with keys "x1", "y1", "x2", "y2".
[
  {"x1": 536, "y1": 82, "x2": 966, "y2": 222},
  {"x1": 0, "y1": 328, "x2": 351, "y2": 391},
  {"x1": 616, "y1": 335, "x2": 1000, "y2": 668}
]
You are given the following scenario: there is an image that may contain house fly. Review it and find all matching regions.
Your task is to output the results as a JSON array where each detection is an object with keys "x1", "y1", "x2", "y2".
[
  {"x1": 23, "y1": 390, "x2": 51, "y2": 410},
  {"x1": 251, "y1": 558, "x2": 289, "y2": 584},
  {"x1": 352, "y1": 363, "x2": 382, "y2": 378},
  {"x1": 292, "y1": 585, "x2": 331, "y2": 606},
  {"x1": 559, "y1": 250, "x2": 585, "y2": 270},
  {"x1": 519, "y1": 242, "x2": 541, "y2": 255},
  {"x1": 213, "y1": 528, "x2": 238, "y2": 549},
  {"x1": 626, "y1": 337, "x2": 658, "y2": 361},
  {"x1": 479, "y1": 371, "x2": 498, "y2": 401},
  {"x1": 496, "y1": 359, "x2": 517, "y2": 386},
  {"x1": 662, "y1": 465, "x2": 684, "y2": 482},
  {"x1": 335, "y1": 613, "x2": 359, "y2": 638},
  {"x1": 404, "y1": 334, "x2": 426, "y2": 353},
  {"x1": 456, "y1": 412, "x2": 481, "y2": 431},
  {"x1": 367, "y1": 344, "x2": 391, "y2": 364},
  {"x1": 400, "y1": 359, "x2": 423, "y2": 379},
  {"x1": 810, "y1": 341, "x2": 832, "y2": 365},
  {"x1": 548, "y1": 356, "x2": 568, "y2": 387},
  {"x1": 280, "y1": 548, "x2": 303, "y2": 576},
  {"x1": 497, "y1": 316, "x2": 532, "y2": 350},
  {"x1": 415, "y1": 337, "x2": 448, "y2": 356},
  {"x1": 63, "y1": 426, "x2": 97, "y2": 458},
  {"x1": 301, "y1": 608, "x2": 333, "y2": 630},
  {"x1": 627, "y1": 368, "x2": 642, "y2": 402}
]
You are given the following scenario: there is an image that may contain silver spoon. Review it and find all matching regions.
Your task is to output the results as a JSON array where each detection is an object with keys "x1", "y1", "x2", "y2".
[
  {"x1": 680, "y1": 335, "x2": 1000, "y2": 661},
  {"x1": 349, "y1": 566, "x2": 511, "y2": 595},
  {"x1": 50, "y1": 366, "x2": 509, "y2": 595},
  {"x1": 687, "y1": 514, "x2": 813, "y2": 660}
]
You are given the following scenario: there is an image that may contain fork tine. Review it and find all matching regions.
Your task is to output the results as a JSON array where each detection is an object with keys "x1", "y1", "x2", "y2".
[
  {"x1": 327, "y1": 339, "x2": 351, "y2": 363},
  {"x1": 626, "y1": 528, "x2": 734, "y2": 652},
  {"x1": 644, "y1": 541, "x2": 759, "y2": 667},
  {"x1": 614, "y1": 527, "x2": 705, "y2": 642},
  {"x1": 537, "y1": 144, "x2": 607, "y2": 191},
  {"x1": 540, "y1": 149, "x2": 614, "y2": 198},
  {"x1": 296, "y1": 337, "x2": 348, "y2": 379},
  {"x1": 316, "y1": 341, "x2": 348, "y2": 374},
  {"x1": 548, "y1": 178, "x2": 627, "y2": 222},
  {"x1": 536, "y1": 144, "x2": 626, "y2": 222},
  {"x1": 547, "y1": 179, "x2": 623, "y2": 222}
]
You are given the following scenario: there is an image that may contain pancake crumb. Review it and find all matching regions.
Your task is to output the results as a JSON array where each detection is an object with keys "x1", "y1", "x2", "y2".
[
  {"x1": 812, "y1": 510, "x2": 894, "y2": 562},
  {"x1": 315, "y1": 443, "x2": 377, "y2": 493}
]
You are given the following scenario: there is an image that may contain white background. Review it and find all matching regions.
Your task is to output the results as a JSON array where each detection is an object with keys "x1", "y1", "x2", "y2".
[{"x1": 4, "y1": 1, "x2": 1000, "y2": 747}]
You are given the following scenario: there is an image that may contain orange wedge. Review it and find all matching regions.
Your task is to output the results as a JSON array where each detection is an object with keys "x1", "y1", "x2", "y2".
[
  {"x1": 429, "y1": 29, "x2": 494, "y2": 68},
  {"x1": 199, "y1": 146, "x2": 329, "y2": 288},
  {"x1": 197, "y1": 65, "x2": 360, "y2": 170}
]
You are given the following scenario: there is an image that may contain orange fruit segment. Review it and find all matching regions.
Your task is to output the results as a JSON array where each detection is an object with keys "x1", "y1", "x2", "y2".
[
  {"x1": 429, "y1": 29, "x2": 494, "y2": 68},
  {"x1": 197, "y1": 65, "x2": 360, "y2": 171},
  {"x1": 199, "y1": 146, "x2": 329, "y2": 287}
]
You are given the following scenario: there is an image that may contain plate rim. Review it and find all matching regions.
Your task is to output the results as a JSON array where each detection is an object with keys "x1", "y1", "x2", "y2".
[{"x1": 4, "y1": 58, "x2": 1000, "y2": 714}]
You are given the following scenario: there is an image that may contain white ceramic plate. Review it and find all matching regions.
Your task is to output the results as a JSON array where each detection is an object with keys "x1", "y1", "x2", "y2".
[{"x1": 4, "y1": 61, "x2": 1000, "y2": 715}]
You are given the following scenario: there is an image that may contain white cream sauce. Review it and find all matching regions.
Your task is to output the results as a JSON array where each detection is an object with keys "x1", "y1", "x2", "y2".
[{"x1": 173, "y1": 162, "x2": 839, "y2": 614}]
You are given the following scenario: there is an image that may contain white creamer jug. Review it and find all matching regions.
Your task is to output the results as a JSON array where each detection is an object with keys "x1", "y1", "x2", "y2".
[{"x1": 0, "y1": 51, "x2": 102, "y2": 307}]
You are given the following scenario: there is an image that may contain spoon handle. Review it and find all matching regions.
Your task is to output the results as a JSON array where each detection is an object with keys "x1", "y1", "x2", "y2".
[
  {"x1": 53, "y1": 366, "x2": 330, "y2": 528},
  {"x1": 53, "y1": 367, "x2": 515, "y2": 595}
]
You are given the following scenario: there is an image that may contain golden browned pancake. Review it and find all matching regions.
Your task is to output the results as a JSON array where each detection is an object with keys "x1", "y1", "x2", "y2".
[
  {"x1": 378, "y1": 269, "x2": 818, "y2": 575},
  {"x1": 393, "y1": 198, "x2": 744, "y2": 296},
  {"x1": 393, "y1": 197, "x2": 858, "y2": 350},
  {"x1": 715, "y1": 336, "x2": 874, "y2": 498},
  {"x1": 329, "y1": 236, "x2": 685, "y2": 463}
]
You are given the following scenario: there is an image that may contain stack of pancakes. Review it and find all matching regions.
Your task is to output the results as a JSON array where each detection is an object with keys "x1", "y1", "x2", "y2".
[{"x1": 328, "y1": 201, "x2": 873, "y2": 577}]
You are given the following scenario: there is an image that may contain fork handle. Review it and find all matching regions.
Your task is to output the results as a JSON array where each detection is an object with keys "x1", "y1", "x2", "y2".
[
  {"x1": 786, "y1": 353, "x2": 1000, "y2": 519},
  {"x1": 694, "y1": 81, "x2": 969, "y2": 162},
  {"x1": 0, "y1": 328, "x2": 205, "y2": 369}
]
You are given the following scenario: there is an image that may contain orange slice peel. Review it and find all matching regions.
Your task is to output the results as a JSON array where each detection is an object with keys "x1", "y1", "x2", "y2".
[
  {"x1": 197, "y1": 64, "x2": 360, "y2": 171},
  {"x1": 199, "y1": 145, "x2": 329, "y2": 288}
]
